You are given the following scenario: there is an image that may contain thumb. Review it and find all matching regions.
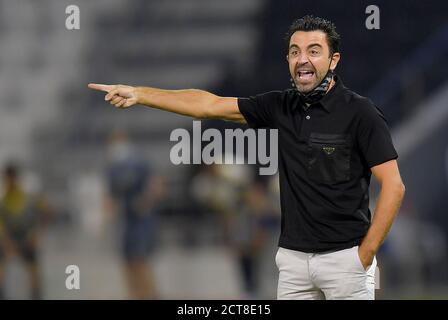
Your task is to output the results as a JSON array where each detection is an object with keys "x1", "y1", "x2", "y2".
[{"x1": 88, "y1": 83, "x2": 115, "y2": 93}]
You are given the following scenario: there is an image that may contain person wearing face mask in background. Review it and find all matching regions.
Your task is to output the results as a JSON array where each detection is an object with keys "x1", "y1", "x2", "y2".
[{"x1": 104, "y1": 129, "x2": 166, "y2": 299}]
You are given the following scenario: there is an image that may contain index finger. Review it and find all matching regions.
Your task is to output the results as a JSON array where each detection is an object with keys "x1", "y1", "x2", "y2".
[{"x1": 88, "y1": 83, "x2": 115, "y2": 92}]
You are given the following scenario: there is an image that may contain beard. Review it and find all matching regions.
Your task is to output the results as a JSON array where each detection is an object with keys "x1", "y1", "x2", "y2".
[
  {"x1": 292, "y1": 69, "x2": 334, "y2": 105},
  {"x1": 292, "y1": 70, "x2": 326, "y2": 93}
]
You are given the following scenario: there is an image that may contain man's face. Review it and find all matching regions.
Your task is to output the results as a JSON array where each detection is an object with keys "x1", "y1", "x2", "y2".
[{"x1": 287, "y1": 30, "x2": 340, "y2": 93}]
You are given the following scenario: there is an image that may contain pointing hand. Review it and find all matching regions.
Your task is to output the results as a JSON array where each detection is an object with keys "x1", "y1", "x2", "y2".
[{"x1": 88, "y1": 83, "x2": 139, "y2": 108}]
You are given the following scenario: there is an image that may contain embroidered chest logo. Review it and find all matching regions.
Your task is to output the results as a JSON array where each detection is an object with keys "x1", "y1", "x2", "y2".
[{"x1": 322, "y1": 146, "x2": 335, "y2": 155}]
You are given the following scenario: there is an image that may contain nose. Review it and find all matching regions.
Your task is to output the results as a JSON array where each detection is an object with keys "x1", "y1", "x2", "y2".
[{"x1": 296, "y1": 53, "x2": 311, "y2": 68}]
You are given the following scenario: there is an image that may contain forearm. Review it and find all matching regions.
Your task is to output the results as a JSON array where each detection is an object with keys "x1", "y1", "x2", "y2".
[
  {"x1": 360, "y1": 181, "x2": 405, "y2": 255},
  {"x1": 136, "y1": 87, "x2": 219, "y2": 119},
  {"x1": 89, "y1": 83, "x2": 244, "y2": 122}
]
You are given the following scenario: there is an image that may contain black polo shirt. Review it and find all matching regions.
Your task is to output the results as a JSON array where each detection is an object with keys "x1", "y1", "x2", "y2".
[{"x1": 237, "y1": 76, "x2": 398, "y2": 253}]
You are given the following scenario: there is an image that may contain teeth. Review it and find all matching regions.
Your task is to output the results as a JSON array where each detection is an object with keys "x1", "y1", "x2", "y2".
[{"x1": 298, "y1": 71, "x2": 314, "y2": 77}]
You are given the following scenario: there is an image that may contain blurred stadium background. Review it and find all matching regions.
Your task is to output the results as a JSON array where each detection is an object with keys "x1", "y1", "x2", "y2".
[{"x1": 0, "y1": 0, "x2": 447, "y2": 299}]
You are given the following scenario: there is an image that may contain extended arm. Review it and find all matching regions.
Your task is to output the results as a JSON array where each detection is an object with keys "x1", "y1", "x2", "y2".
[{"x1": 88, "y1": 84, "x2": 246, "y2": 123}]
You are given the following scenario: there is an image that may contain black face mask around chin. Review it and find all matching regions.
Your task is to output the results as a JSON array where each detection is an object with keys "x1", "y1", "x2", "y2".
[{"x1": 293, "y1": 69, "x2": 334, "y2": 105}]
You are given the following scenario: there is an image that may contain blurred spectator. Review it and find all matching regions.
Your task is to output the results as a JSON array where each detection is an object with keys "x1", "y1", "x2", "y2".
[
  {"x1": 233, "y1": 182, "x2": 280, "y2": 298},
  {"x1": 0, "y1": 163, "x2": 51, "y2": 300},
  {"x1": 191, "y1": 162, "x2": 280, "y2": 298},
  {"x1": 191, "y1": 162, "x2": 251, "y2": 245},
  {"x1": 379, "y1": 203, "x2": 448, "y2": 292},
  {"x1": 104, "y1": 130, "x2": 165, "y2": 299}
]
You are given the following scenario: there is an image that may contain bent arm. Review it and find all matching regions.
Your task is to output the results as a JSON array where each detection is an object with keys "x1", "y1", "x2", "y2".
[
  {"x1": 358, "y1": 159, "x2": 406, "y2": 267},
  {"x1": 88, "y1": 84, "x2": 246, "y2": 123}
]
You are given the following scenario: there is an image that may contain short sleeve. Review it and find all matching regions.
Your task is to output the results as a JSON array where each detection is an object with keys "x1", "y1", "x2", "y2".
[
  {"x1": 237, "y1": 91, "x2": 282, "y2": 129},
  {"x1": 356, "y1": 103, "x2": 398, "y2": 168}
]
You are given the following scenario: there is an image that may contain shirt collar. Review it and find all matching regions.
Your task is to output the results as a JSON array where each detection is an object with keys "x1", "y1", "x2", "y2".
[{"x1": 318, "y1": 75, "x2": 346, "y2": 113}]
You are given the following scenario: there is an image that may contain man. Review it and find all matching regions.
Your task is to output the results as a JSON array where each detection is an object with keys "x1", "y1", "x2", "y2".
[{"x1": 89, "y1": 15, "x2": 405, "y2": 300}]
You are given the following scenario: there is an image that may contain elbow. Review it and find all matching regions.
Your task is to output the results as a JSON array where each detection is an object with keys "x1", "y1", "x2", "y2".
[
  {"x1": 201, "y1": 103, "x2": 220, "y2": 120},
  {"x1": 202, "y1": 95, "x2": 229, "y2": 120},
  {"x1": 394, "y1": 180, "x2": 406, "y2": 199},
  {"x1": 400, "y1": 181, "x2": 406, "y2": 198},
  {"x1": 383, "y1": 178, "x2": 406, "y2": 199}
]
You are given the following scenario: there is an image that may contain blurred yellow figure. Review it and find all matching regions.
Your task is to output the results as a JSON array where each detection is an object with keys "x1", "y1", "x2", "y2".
[{"x1": 0, "y1": 163, "x2": 50, "y2": 300}]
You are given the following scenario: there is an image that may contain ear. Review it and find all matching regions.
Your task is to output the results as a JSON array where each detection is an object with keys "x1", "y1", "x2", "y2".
[
  {"x1": 330, "y1": 52, "x2": 340, "y2": 71},
  {"x1": 286, "y1": 54, "x2": 289, "y2": 62}
]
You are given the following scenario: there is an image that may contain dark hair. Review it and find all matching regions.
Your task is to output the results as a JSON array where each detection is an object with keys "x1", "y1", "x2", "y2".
[
  {"x1": 285, "y1": 15, "x2": 340, "y2": 56},
  {"x1": 3, "y1": 163, "x2": 19, "y2": 179}
]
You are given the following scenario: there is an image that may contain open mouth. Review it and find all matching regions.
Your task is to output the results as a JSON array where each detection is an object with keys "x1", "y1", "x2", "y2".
[{"x1": 297, "y1": 71, "x2": 315, "y2": 80}]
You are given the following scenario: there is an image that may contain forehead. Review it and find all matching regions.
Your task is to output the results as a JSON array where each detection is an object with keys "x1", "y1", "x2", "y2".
[{"x1": 289, "y1": 30, "x2": 328, "y2": 49}]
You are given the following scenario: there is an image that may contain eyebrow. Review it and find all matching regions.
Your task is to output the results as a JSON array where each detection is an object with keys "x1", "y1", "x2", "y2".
[
  {"x1": 288, "y1": 43, "x2": 323, "y2": 50},
  {"x1": 308, "y1": 43, "x2": 323, "y2": 50}
]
